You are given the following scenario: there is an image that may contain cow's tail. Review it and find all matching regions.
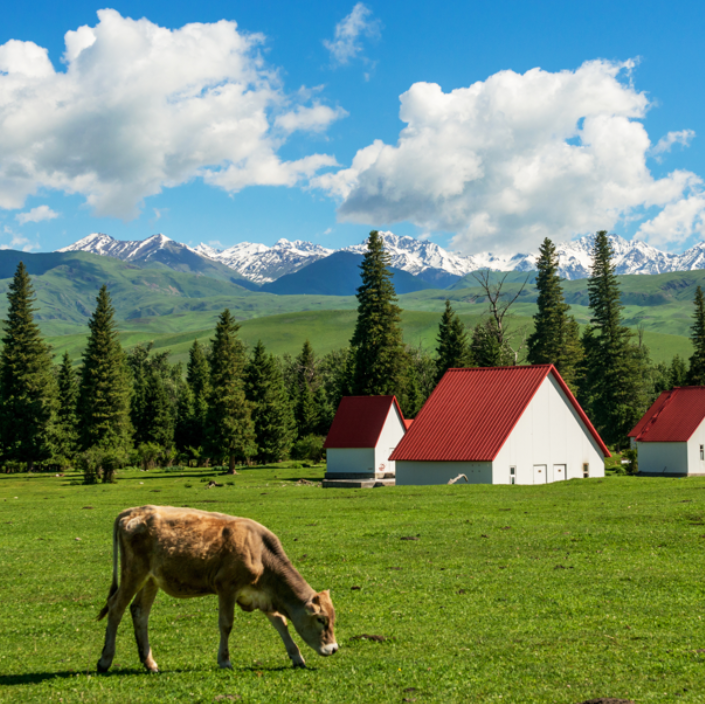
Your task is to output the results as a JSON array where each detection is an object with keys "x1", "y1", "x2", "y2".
[{"x1": 97, "y1": 517, "x2": 120, "y2": 621}]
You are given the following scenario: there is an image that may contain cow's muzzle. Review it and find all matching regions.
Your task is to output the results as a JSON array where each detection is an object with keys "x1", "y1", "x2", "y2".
[{"x1": 319, "y1": 643, "x2": 339, "y2": 656}]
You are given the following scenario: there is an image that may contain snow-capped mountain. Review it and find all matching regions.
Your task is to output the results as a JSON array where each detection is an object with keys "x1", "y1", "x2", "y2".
[
  {"x1": 58, "y1": 230, "x2": 705, "y2": 286},
  {"x1": 194, "y1": 239, "x2": 333, "y2": 284},
  {"x1": 59, "y1": 232, "x2": 181, "y2": 261}
]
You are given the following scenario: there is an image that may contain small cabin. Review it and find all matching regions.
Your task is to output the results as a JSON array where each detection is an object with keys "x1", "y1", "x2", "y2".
[
  {"x1": 390, "y1": 365, "x2": 610, "y2": 485},
  {"x1": 628, "y1": 387, "x2": 705, "y2": 476},
  {"x1": 323, "y1": 396, "x2": 407, "y2": 487}
]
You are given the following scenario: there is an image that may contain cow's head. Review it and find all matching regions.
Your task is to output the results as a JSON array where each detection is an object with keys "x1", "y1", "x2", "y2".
[{"x1": 294, "y1": 590, "x2": 338, "y2": 656}]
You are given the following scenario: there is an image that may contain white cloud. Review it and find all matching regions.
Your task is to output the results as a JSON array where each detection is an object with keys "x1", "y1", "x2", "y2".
[
  {"x1": 323, "y1": 3, "x2": 380, "y2": 66},
  {"x1": 314, "y1": 59, "x2": 705, "y2": 254},
  {"x1": 650, "y1": 129, "x2": 695, "y2": 159},
  {"x1": 0, "y1": 10, "x2": 344, "y2": 219},
  {"x1": 1, "y1": 226, "x2": 39, "y2": 252},
  {"x1": 15, "y1": 205, "x2": 59, "y2": 224}
]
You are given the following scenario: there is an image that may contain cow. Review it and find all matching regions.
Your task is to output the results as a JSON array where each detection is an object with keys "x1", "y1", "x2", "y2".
[{"x1": 96, "y1": 505, "x2": 338, "y2": 673}]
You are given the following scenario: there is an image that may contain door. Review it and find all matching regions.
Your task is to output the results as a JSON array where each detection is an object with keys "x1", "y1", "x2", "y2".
[
  {"x1": 533, "y1": 464, "x2": 547, "y2": 484},
  {"x1": 552, "y1": 464, "x2": 566, "y2": 482}
]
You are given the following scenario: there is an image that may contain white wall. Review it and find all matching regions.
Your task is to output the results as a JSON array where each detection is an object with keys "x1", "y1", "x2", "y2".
[
  {"x1": 326, "y1": 448, "x2": 375, "y2": 475},
  {"x1": 637, "y1": 442, "x2": 687, "y2": 475},
  {"x1": 687, "y1": 417, "x2": 705, "y2": 476},
  {"x1": 396, "y1": 461, "x2": 492, "y2": 486},
  {"x1": 375, "y1": 404, "x2": 407, "y2": 475},
  {"x1": 493, "y1": 375, "x2": 605, "y2": 484}
]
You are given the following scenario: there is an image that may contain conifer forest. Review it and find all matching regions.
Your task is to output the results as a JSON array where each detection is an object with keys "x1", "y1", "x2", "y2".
[{"x1": 1, "y1": 230, "x2": 701, "y2": 481}]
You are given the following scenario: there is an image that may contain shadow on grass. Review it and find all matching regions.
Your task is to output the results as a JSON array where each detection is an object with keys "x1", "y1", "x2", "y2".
[{"x1": 0, "y1": 664, "x2": 310, "y2": 685}]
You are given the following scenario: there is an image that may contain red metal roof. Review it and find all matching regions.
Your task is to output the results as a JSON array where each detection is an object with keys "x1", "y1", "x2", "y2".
[
  {"x1": 628, "y1": 387, "x2": 705, "y2": 442},
  {"x1": 404, "y1": 419, "x2": 413, "y2": 430},
  {"x1": 324, "y1": 396, "x2": 405, "y2": 449},
  {"x1": 390, "y1": 365, "x2": 610, "y2": 462}
]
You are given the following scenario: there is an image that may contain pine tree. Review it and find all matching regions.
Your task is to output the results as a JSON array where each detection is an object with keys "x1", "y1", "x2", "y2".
[
  {"x1": 350, "y1": 231, "x2": 407, "y2": 395},
  {"x1": 526, "y1": 238, "x2": 582, "y2": 384},
  {"x1": 206, "y1": 309, "x2": 256, "y2": 472},
  {"x1": 0, "y1": 262, "x2": 56, "y2": 469},
  {"x1": 670, "y1": 354, "x2": 688, "y2": 388},
  {"x1": 470, "y1": 319, "x2": 514, "y2": 367},
  {"x1": 77, "y1": 285, "x2": 132, "y2": 452},
  {"x1": 582, "y1": 231, "x2": 644, "y2": 446},
  {"x1": 435, "y1": 300, "x2": 470, "y2": 383},
  {"x1": 687, "y1": 285, "x2": 705, "y2": 385},
  {"x1": 294, "y1": 340, "x2": 319, "y2": 436},
  {"x1": 55, "y1": 352, "x2": 79, "y2": 460},
  {"x1": 245, "y1": 341, "x2": 296, "y2": 463},
  {"x1": 177, "y1": 339, "x2": 211, "y2": 453}
]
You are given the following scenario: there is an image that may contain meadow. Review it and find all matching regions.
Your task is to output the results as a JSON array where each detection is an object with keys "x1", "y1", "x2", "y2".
[{"x1": 2, "y1": 466, "x2": 705, "y2": 703}]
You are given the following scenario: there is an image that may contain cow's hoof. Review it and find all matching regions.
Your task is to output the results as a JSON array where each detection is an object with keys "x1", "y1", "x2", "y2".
[
  {"x1": 218, "y1": 661, "x2": 233, "y2": 670},
  {"x1": 96, "y1": 660, "x2": 109, "y2": 674},
  {"x1": 292, "y1": 661, "x2": 306, "y2": 669},
  {"x1": 144, "y1": 665, "x2": 159, "y2": 674}
]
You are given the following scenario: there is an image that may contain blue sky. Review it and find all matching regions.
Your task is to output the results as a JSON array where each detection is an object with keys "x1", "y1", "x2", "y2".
[{"x1": 2, "y1": 0, "x2": 705, "y2": 255}]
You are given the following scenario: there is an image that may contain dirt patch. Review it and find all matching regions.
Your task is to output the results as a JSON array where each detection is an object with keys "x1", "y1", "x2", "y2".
[
  {"x1": 350, "y1": 634, "x2": 386, "y2": 642},
  {"x1": 577, "y1": 699, "x2": 635, "y2": 704},
  {"x1": 400, "y1": 536, "x2": 419, "y2": 541}
]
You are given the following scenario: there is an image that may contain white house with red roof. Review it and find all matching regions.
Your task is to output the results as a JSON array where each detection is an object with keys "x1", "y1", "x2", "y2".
[
  {"x1": 323, "y1": 395, "x2": 408, "y2": 487},
  {"x1": 628, "y1": 387, "x2": 705, "y2": 476},
  {"x1": 390, "y1": 365, "x2": 610, "y2": 486}
]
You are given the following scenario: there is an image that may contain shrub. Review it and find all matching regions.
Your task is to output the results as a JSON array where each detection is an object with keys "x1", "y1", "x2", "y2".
[
  {"x1": 78, "y1": 446, "x2": 128, "y2": 484},
  {"x1": 621, "y1": 447, "x2": 639, "y2": 475},
  {"x1": 291, "y1": 435, "x2": 326, "y2": 463}
]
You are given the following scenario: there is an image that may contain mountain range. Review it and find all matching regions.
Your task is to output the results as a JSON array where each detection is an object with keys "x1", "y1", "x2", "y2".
[{"x1": 60, "y1": 231, "x2": 705, "y2": 293}]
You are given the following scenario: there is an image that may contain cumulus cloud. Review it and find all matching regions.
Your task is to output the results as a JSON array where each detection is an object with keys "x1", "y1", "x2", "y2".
[
  {"x1": 15, "y1": 205, "x2": 59, "y2": 224},
  {"x1": 323, "y1": 3, "x2": 380, "y2": 66},
  {"x1": 650, "y1": 129, "x2": 695, "y2": 159},
  {"x1": 314, "y1": 59, "x2": 705, "y2": 253},
  {"x1": 0, "y1": 10, "x2": 343, "y2": 219},
  {"x1": 1, "y1": 226, "x2": 39, "y2": 252}
]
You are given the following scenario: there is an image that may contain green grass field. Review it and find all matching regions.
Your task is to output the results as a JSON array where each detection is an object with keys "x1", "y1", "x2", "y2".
[{"x1": 2, "y1": 466, "x2": 705, "y2": 703}]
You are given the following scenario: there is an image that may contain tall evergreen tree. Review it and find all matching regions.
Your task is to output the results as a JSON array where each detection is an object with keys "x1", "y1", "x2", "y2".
[
  {"x1": 206, "y1": 309, "x2": 256, "y2": 472},
  {"x1": 350, "y1": 231, "x2": 407, "y2": 395},
  {"x1": 581, "y1": 231, "x2": 644, "y2": 446},
  {"x1": 670, "y1": 354, "x2": 688, "y2": 388},
  {"x1": 245, "y1": 341, "x2": 296, "y2": 463},
  {"x1": 55, "y1": 352, "x2": 79, "y2": 461},
  {"x1": 435, "y1": 299, "x2": 470, "y2": 383},
  {"x1": 77, "y1": 285, "x2": 132, "y2": 452},
  {"x1": 470, "y1": 319, "x2": 514, "y2": 367},
  {"x1": 0, "y1": 262, "x2": 56, "y2": 469},
  {"x1": 294, "y1": 340, "x2": 320, "y2": 436},
  {"x1": 687, "y1": 285, "x2": 705, "y2": 385},
  {"x1": 176, "y1": 339, "x2": 211, "y2": 453},
  {"x1": 526, "y1": 238, "x2": 583, "y2": 385}
]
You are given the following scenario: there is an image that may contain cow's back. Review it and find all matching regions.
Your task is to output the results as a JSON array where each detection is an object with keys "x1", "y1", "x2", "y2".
[{"x1": 117, "y1": 505, "x2": 267, "y2": 598}]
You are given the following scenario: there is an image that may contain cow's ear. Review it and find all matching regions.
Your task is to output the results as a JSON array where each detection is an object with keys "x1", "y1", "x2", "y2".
[
  {"x1": 312, "y1": 594, "x2": 321, "y2": 605},
  {"x1": 304, "y1": 599, "x2": 319, "y2": 615}
]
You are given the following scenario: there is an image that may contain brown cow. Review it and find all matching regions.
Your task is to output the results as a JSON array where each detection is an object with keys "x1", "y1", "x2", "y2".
[{"x1": 96, "y1": 505, "x2": 338, "y2": 673}]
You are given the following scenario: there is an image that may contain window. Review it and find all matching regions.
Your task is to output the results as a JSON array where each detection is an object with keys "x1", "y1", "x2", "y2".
[
  {"x1": 583, "y1": 463, "x2": 589, "y2": 478},
  {"x1": 700, "y1": 445, "x2": 704, "y2": 461},
  {"x1": 509, "y1": 466, "x2": 516, "y2": 485}
]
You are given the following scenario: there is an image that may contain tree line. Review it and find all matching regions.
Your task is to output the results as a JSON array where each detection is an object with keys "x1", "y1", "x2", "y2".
[{"x1": 2, "y1": 230, "x2": 704, "y2": 479}]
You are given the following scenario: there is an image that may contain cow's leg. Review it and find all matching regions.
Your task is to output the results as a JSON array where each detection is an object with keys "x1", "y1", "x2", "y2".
[
  {"x1": 217, "y1": 592, "x2": 236, "y2": 669},
  {"x1": 130, "y1": 579, "x2": 160, "y2": 673},
  {"x1": 97, "y1": 572, "x2": 146, "y2": 673},
  {"x1": 265, "y1": 612, "x2": 306, "y2": 668}
]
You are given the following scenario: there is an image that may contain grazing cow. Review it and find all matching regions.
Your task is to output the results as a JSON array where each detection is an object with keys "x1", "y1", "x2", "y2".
[{"x1": 96, "y1": 505, "x2": 338, "y2": 673}]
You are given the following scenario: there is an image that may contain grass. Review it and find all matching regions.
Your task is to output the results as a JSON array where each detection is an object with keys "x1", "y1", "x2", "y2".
[{"x1": 2, "y1": 466, "x2": 705, "y2": 702}]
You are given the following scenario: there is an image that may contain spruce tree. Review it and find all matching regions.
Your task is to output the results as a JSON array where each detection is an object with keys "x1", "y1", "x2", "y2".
[
  {"x1": 55, "y1": 352, "x2": 79, "y2": 461},
  {"x1": 582, "y1": 231, "x2": 643, "y2": 446},
  {"x1": 0, "y1": 262, "x2": 56, "y2": 469},
  {"x1": 350, "y1": 231, "x2": 407, "y2": 395},
  {"x1": 77, "y1": 285, "x2": 132, "y2": 452},
  {"x1": 294, "y1": 340, "x2": 319, "y2": 436},
  {"x1": 206, "y1": 309, "x2": 256, "y2": 472},
  {"x1": 470, "y1": 319, "x2": 513, "y2": 367},
  {"x1": 245, "y1": 340, "x2": 296, "y2": 463},
  {"x1": 178, "y1": 339, "x2": 210, "y2": 453},
  {"x1": 526, "y1": 238, "x2": 582, "y2": 385},
  {"x1": 687, "y1": 285, "x2": 705, "y2": 385},
  {"x1": 435, "y1": 299, "x2": 470, "y2": 383},
  {"x1": 670, "y1": 354, "x2": 688, "y2": 388}
]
